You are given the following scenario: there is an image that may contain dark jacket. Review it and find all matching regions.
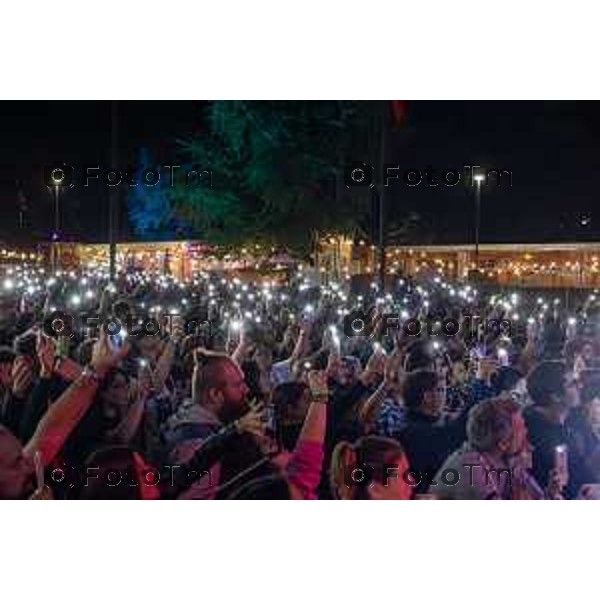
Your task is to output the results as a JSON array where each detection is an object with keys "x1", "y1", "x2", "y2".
[{"x1": 524, "y1": 406, "x2": 596, "y2": 499}]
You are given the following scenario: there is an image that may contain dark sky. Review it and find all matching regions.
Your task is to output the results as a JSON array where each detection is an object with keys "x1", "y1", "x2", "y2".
[
  {"x1": 1, "y1": 100, "x2": 600, "y2": 245},
  {"x1": 0, "y1": 101, "x2": 201, "y2": 243}
]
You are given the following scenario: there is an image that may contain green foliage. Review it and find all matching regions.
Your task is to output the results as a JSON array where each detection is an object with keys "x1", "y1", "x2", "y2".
[{"x1": 168, "y1": 101, "x2": 376, "y2": 251}]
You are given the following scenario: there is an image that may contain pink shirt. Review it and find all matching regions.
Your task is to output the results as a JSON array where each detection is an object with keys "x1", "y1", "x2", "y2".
[{"x1": 273, "y1": 440, "x2": 324, "y2": 500}]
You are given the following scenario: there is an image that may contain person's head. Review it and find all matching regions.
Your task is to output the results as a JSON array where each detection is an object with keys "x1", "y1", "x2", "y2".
[
  {"x1": 0, "y1": 346, "x2": 16, "y2": 387},
  {"x1": 330, "y1": 436, "x2": 412, "y2": 500},
  {"x1": 491, "y1": 366, "x2": 524, "y2": 396},
  {"x1": 13, "y1": 328, "x2": 38, "y2": 361},
  {"x1": 449, "y1": 357, "x2": 468, "y2": 386},
  {"x1": 336, "y1": 355, "x2": 361, "y2": 386},
  {"x1": 228, "y1": 473, "x2": 297, "y2": 499},
  {"x1": 403, "y1": 341, "x2": 435, "y2": 373},
  {"x1": 272, "y1": 381, "x2": 311, "y2": 451},
  {"x1": 467, "y1": 396, "x2": 528, "y2": 459},
  {"x1": 402, "y1": 369, "x2": 446, "y2": 417},
  {"x1": 581, "y1": 340, "x2": 595, "y2": 363},
  {"x1": 541, "y1": 321, "x2": 566, "y2": 360},
  {"x1": 527, "y1": 360, "x2": 579, "y2": 412},
  {"x1": 0, "y1": 426, "x2": 33, "y2": 499},
  {"x1": 136, "y1": 333, "x2": 163, "y2": 361},
  {"x1": 253, "y1": 345, "x2": 273, "y2": 371},
  {"x1": 579, "y1": 369, "x2": 600, "y2": 430},
  {"x1": 192, "y1": 350, "x2": 250, "y2": 423},
  {"x1": 241, "y1": 359, "x2": 265, "y2": 401},
  {"x1": 112, "y1": 301, "x2": 131, "y2": 324},
  {"x1": 98, "y1": 367, "x2": 131, "y2": 426},
  {"x1": 75, "y1": 338, "x2": 97, "y2": 366}
]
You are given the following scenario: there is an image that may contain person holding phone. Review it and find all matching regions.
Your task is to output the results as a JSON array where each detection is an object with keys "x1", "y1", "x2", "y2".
[{"x1": 524, "y1": 361, "x2": 596, "y2": 498}]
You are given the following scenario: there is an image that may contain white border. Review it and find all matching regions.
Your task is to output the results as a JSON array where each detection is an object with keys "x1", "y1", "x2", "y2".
[
  {"x1": 3, "y1": 1, "x2": 600, "y2": 598},
  {"x1": 2, "y1": 1, "x2": 600, "y2": 99},
  {"x1": 2, "y1": 501, "x2": 599, "y2": 600}
]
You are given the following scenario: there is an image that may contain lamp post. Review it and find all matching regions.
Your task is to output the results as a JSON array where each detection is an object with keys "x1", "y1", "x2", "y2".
[
  {"x1": 109, "y1": 100, "x2": 118, "y2": 280},
  {"x1": 51, "y1": 184, "x2": 60, "y2": 272},
  {"x1": 473, "y1": 173, "x2": 485, "y2": 271}
]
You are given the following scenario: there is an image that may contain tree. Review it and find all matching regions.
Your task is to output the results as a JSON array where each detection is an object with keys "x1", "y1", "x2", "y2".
[
  {"x1": 128, "y1": 148, "x2": 193, "y2": 240},
  {"x1": 168, "y1": 101, "x2": 377, "y2": 252}
]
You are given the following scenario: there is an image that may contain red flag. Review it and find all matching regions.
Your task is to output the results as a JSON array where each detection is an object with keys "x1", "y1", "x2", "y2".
[{"x1": 390, "y1": 100, "x2": 408, "y2": 125}]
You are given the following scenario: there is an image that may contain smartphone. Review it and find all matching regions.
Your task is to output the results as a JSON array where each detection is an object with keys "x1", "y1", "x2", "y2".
[
  {"x1": 497, "y1": 347, "x2": 509, "y2": 367},
  {"x1": 109, "y1": 334, "x2": 123, "y2": 350},
  {"x1": 554, "y1": 444, "x2": 569, "y2": 488}
]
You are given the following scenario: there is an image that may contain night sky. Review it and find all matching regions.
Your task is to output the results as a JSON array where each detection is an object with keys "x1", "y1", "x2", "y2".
[{"x1": 1, "y1": 100, "x2": 599, "y2": 245}]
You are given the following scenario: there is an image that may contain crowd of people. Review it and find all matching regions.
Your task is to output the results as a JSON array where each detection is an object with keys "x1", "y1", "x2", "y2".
[{"x1": 1, "y1": 260, "x2": 600, "y2": 500}]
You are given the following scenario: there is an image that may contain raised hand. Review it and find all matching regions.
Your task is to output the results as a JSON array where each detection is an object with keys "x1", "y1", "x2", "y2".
[
  {"x1": 29, "y1": 451, "x2": 54, "y2": 500},
  {"x1": 36, "y1": 330, "x2": 56, "y2": 378},
  {"x1": 90, "y1": 330, "x2": 129, "y2": 378},
  {"x1": 135, "y1": 361, "x2": 155, "y2": 402},
  {"x1": 364, "y1": 344, "x2": 386, "y2": 377},
  {"x1": 384, "y1": 348, "x2": 405, "y2": 390},
  {"x1": 12, "y1": 355, "x2": 33, "y2": 398},
  {"x1": 307, "y1": 370, "x2": 329, "y2": 401},
  {"x1": 235, "y1": 400, "x2": 267, "y2": 437}
]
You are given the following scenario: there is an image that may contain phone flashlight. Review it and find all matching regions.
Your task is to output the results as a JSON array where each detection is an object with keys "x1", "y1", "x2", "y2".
[
  {"x1": 497, "y1": 347, "x2": 509, "y2": 366},
  {"x1": 554, "y1": 444, "x2": 569, "y2": 488}
]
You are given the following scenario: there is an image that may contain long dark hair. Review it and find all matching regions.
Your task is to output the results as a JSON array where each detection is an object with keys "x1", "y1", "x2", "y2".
[{"x1": 272, "y1": 381, "x2": 310, "y2": 452}]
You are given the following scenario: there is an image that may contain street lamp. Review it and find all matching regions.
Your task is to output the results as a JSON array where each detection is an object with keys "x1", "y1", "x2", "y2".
[
  {"x1": 473, "y1": 173, "x2": 485, "y2": 271},
  {"x1": 51, "y1": 183, "x2": 61, "y2": 273}
]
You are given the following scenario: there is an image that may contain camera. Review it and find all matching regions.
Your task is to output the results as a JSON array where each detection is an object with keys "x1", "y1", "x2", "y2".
[
  {"x1": 44, "y1": 162, "x2": 74, "y2": 189},
  {"x1": 344, "y1": 161, "x2": 374, "y2": 188}
]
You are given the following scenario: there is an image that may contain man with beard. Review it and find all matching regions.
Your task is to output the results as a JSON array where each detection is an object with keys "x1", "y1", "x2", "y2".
[{"x1": 164, "y1": 349, "x2": 272, "y2": 498}]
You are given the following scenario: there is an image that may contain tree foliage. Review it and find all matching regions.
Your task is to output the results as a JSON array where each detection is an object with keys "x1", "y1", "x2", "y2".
[
  {"x1": 128, "y1": 148, "x2": 193, "y2": 240},
  {"x1": 167, "y1": 101, "x2": 377, "y2": 251},
  {"x1": 128, "y1": 101, "x2": 423, "y2": 253}
]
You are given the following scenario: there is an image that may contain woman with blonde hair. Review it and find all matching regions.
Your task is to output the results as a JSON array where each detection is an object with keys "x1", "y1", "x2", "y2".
[{"x1": 330, "y1": 435, "x2": 413, "y2": 500}]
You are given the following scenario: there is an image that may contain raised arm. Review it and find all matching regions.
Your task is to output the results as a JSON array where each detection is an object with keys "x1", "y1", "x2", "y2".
[
  {"x1": 358, "y1": 348, "x2": 405, "y2": 430},
  {"x1": 231, "y1": 324, "x2": 252, "y2": 366},
  {"x1": 23, "y1": 333, "x2": 127, "y2": 466},
  {"x1": 106, "y1": 363, "x2": 153, "y2": 444},
  {"x1": 285, "y1": 370, "x2": 329, "y2": 499},
  {"x1": 358, "y1": 382, "x2": 388, "y2": 432},
  {"x1": 153, "y1": 322, "x2": 184, "y2": 390},
  {"x1": 288, "y1": 326, "x2": 308, "y2": 364}
]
